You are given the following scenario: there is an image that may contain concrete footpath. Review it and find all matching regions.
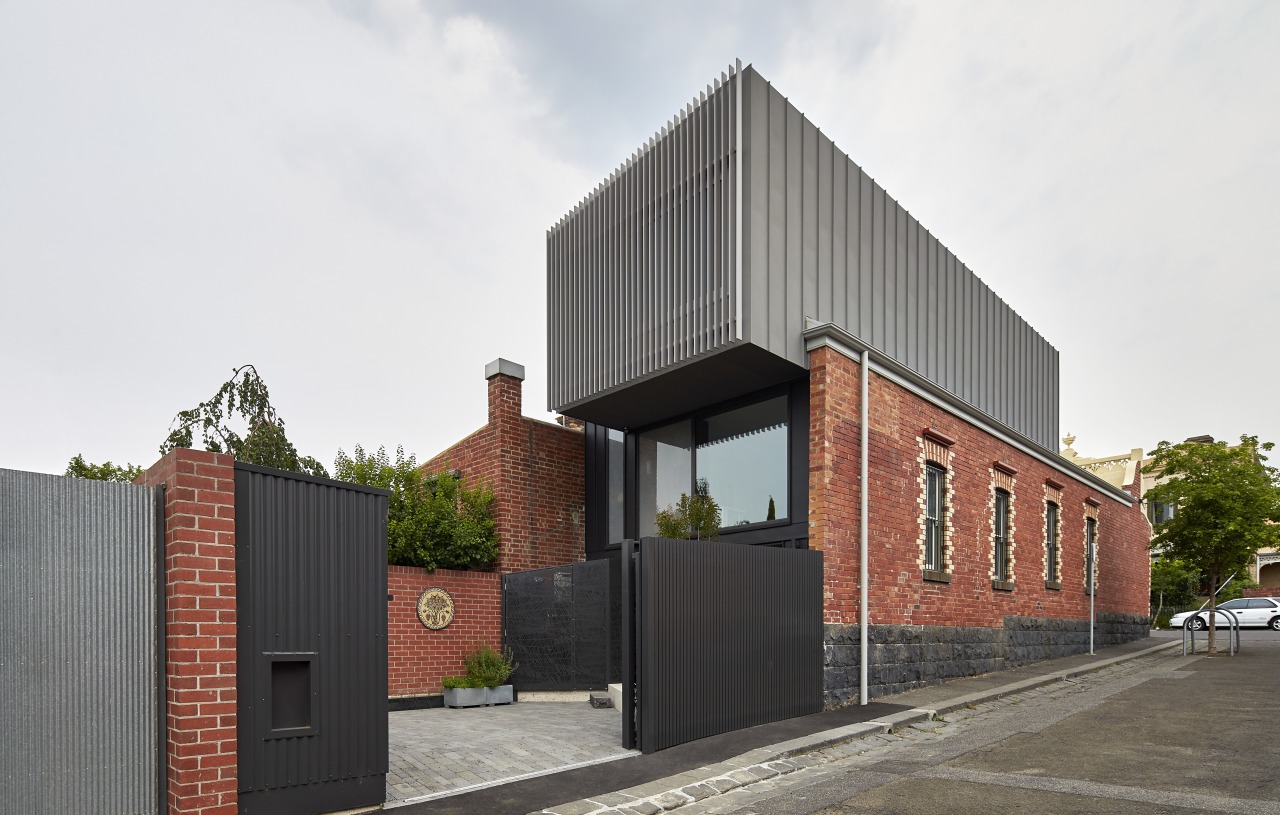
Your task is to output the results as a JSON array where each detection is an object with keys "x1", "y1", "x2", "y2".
[{"x1": 396, "y1": 636, "x2": 1233, "y2": 815}]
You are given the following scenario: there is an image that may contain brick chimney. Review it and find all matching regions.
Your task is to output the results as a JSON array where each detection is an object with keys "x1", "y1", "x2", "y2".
[{"x1": 485, "y1": 358, "x2": 525, "y2": 427}]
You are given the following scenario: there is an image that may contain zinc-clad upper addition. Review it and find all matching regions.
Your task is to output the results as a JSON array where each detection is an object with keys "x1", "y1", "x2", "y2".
[{"x1": 547, "y1": 61, "x2": 1058, "y2": 451}]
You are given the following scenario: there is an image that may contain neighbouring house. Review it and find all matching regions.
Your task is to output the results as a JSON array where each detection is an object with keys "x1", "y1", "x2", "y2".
[
  {"x1": 386, "y1": 359, "x2": 586, "y2": 705},
  {"x1": 1069, "y1": 432, "x2": 1279, "y2": 592}
]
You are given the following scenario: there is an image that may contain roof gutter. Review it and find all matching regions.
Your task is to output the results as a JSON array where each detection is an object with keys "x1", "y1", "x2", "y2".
[{"x1": 803, "y1": 322, "x2": 1135, "y2": 507}]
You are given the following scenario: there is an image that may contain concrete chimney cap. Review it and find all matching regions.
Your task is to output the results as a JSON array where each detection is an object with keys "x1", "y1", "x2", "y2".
[{"x1": 485, "y1": 358, "x2": 525, "y2": 381}]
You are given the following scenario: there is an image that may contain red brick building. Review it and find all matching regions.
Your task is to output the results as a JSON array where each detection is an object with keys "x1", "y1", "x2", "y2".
[
  {"x1": 422, "y1": 359, "x2": 584, "y2": 575},
  {"x1": 405, "y1": 64, "x2": 1152, "y2": 706},
  {"x1": 539, "y1": 63, "x2": 1151, "y2": 703},
  {"x1": 388, "y1": 360, "x2": 584, "y2": 702}
]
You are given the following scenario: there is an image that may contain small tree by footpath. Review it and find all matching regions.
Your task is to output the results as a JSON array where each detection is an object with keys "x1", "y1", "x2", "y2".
[
  {"x1": 64, "y1": 454, "x2": 143, "y2": 483},
  {"x1": 160, "y1": 364, "x2": 328, "y2": 478},
  {"x1": 333, "y1": 445, "x2": 498, "y2": 570},
  {"x1": 1146, "y1": 435, "x2": 1280, "y2": 652},
  {"x1": 655, "y1": 477, "x2": 722, "y2": 541},
  {"x1": 1149, "y1": 558, "x2": 1199, "y2": 627}
]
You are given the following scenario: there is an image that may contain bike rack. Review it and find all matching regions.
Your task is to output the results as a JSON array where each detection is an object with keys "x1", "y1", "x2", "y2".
[{"x1": 1182, "y1": 608, "x2": 1241, "y2": 656}]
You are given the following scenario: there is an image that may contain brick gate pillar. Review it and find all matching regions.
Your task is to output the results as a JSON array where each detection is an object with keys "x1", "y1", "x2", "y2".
[{"x1": 141, "y1": 449, "x2": 238, "y2": 815}]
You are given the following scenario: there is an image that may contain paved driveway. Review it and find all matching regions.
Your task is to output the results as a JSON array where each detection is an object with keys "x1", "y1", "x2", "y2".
[{"x1": 386, "y1": 701, "x2": 637, "y2": 807}]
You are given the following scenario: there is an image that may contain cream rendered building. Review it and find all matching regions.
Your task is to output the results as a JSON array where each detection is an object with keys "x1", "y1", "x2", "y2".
[{"x1": 1061, "y1": 434, "x2": 1279, "y2": 589}]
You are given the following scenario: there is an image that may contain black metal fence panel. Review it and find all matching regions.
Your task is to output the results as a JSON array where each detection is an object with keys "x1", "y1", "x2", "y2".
[
  {"x1": 235, "y1": 464, "x2": 389, "y2": 815},
  {"x1": 0, "y1": 469, "x2": 162, "y2": 815},
  {"x1": 625, "y1": 538, "x2": 823, "y2": 753},
  {"x1": 503, "y1": 559, "x2": 617, "y2": 691}
]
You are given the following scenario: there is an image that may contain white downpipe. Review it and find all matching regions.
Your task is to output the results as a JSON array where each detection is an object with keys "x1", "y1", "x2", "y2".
[{"x1": 860, "y1": 349, "x2": 870, "y2": 706}]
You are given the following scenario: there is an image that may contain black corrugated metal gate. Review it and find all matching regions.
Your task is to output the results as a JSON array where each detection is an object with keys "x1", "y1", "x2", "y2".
[
  {"x1": 621, "y1": 538, "x2": 823, "y2": 753},
  {"x1": 235, "y1": 464, "x2": 389, "y2": 815}
]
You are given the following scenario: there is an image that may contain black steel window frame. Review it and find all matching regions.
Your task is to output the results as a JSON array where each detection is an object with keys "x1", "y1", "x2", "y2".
[
  {"x1": 1147, "y1": 500, "x2": 1175, "y2": 525},
  {"x1": 585, "y1": 380, "x2": 809, "y2": 553},
  {"x1": 993, "y1": 489, "x2": 1011, "y2": 583},
  {"x1": 1085, "y1": 516, "x2": 1097, "y2": 595},
  {"x1": 924, "y1": 463, "x2": 947, "y2": 575},
  {"x1": 1045, "y1": 501, "x2": 1061, "y2": 589}
]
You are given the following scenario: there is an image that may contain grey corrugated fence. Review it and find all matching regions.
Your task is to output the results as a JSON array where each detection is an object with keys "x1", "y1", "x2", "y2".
[{"x1": 0, "y1": 468, "x2": 161, "y2": 815}]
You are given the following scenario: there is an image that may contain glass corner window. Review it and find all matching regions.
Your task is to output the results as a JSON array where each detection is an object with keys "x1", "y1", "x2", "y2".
[
  {"x1": 695, "y1": 395, "x2": 789, "y2": 528},
  {"x1": 638, "y1": 420, "x2": 693, "y2": 536},
  {"x1": 637, "y1": 394, "x2": 790, "y2": 536}
]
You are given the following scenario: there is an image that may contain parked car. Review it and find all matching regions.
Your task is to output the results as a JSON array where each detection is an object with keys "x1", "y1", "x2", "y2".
[{"x1": 1170, "y1": 597, "x2": 1280, "y2": 630}]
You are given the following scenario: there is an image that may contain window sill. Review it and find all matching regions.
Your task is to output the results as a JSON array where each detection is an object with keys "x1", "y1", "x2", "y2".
[
  {"x1": 1045, "y1": 580, "x2": 1062, "y2": 591},
  {"x1": 992, "y1": 579, "x2": 1015, "y2": 592},
  {"x1": 923, "y1": 569, "x2": 952, "y2": 584},
  {"x1": 1085, "y1": 587, "x2": 1097, "y2": 596}
]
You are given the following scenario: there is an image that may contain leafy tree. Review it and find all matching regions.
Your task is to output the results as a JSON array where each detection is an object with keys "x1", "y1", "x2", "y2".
[
  {"x1": 1146, "y1": 435, "x2": 1280, "y2": 652},
  {"x1": 655, "y1": 477, "x2": 722, "y2": 541},
  {"x1": 64, "y1": 454, "x2": 143, "y2": 483},
  {"x1": 1215, "y1": 574, "x2": 1260, "y2": 604},
  {"x1": 161, "y1": 364, "x2": 327, "y2": 477},
  {"x1": 333, "y1": 445, "x2": 498, "y2": 570},
  {"x1": 1149, "y1": 558, "x2": 1199, "y2": 625}
]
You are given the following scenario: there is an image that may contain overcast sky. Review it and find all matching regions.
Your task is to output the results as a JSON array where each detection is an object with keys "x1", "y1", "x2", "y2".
[{"x1": 3, "y1": 0, "x2": 1278, "y2": 477}]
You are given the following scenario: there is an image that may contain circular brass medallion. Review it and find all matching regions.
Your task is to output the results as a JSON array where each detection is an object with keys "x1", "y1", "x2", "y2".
[{"x1": 416, "y1": 588, "x2": 456, "y2": 630}]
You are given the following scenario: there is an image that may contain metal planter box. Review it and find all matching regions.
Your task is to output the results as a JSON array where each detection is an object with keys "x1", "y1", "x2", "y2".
[{"x1": 443, "y1": 685, "x2": 513, "y2": 708}]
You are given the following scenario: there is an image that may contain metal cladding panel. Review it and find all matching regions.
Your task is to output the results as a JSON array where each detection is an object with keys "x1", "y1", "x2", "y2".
[
  {"x1": 635, "y1": 538, "x2": 823, "y2": 753},
  {"x1": 0, "y1": 468, "x2": 159, "y2": 815},
  {"x1": 235, "y1": 464, "x2": 388, "y2": 806},
  {"x1": 548, "y1": 62, "x2": 743, "y2": 416},
  {"x1": 739, "y1": 67, "x2": 1060, "y2": 447},
  {"x1": 551, "y1": 65, "x2": 1060, "y2": 448}
]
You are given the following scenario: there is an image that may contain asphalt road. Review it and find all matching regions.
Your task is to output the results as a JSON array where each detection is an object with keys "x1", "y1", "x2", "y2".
[{"x1": 690, "y1": 634, "x2": 1280, "y2": 815}]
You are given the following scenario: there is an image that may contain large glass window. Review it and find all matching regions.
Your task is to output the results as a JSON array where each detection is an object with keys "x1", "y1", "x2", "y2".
[
  {"x1": 637, "y1": 394, "x2": 790, "y2": 536},
  {"x1": 606, "y1": 429, "x2": 624, "y2": 544},
  {"x1": 695, "y1": 396, "x2": 788, "y2": 528},
  {"x1": 638, "y1": 420, "x2": 693, "y2": 536}
]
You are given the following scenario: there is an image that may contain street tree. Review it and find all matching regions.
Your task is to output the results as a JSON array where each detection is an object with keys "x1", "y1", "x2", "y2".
[
  {"x1": 64, "y1": 454, "x2": 143, "y2": 483},
  {"x1": 1150, "y1": 557, "x2": 1199, "y2": 625},
  {"x1": 160, "y1": 364, "x2": 327, "y2": 477},
  {"x1": 1146, "y1": 435, "x2": 1280, "y2": 652}
]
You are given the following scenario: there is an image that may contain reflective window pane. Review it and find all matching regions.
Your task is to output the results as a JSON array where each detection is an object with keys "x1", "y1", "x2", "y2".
[
  {"x1": 638, "y1": 421, "x2": 692, "y2": 536},
  {"x1": 695, "y1": 396, "x2": 788, "y2": 528},
  {"x1": 607, "y1": 429, "x2": 624, "y2": 545}
]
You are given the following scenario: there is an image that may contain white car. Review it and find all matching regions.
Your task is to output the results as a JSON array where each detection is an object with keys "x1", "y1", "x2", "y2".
[{"x1": 1170, "y1": 597, "x2": 1280, "y2": 630}]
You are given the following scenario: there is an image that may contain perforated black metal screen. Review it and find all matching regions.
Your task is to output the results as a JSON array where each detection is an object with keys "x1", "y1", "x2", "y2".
[{"x1": 502, "y1": 559, "x2": 618, "y2": 691}]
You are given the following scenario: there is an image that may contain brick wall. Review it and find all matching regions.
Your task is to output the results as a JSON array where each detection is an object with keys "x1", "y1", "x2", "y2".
[
  {"x1": 808, "y1": 345, "x2": 1151, "y2": 630},
  {"x1": 387, "y1": 566, "x2": 503, "y2": 697},
  {"x1": 140, "y1": 449, "x2": 238, "y2": 815},
  {"x1": 422, "y1": 362, "x2": 585, "y2": 574}
]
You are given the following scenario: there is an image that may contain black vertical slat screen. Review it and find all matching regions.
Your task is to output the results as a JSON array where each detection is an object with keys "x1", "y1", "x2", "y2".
[
  {"x1": 235, "y1": 464, "x2": 388, "y2": 815},
  {"x1": 628, "y1": 538, "x2": 822, "y2": 753}
]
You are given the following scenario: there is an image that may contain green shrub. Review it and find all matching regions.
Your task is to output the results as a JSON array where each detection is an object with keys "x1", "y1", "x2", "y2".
[
  {"x1": 441, "y1": 675, "x2": 484, "y2": 689},
  {"x1": 464, "y1": 645, "x2": 517, "y2": 687},
  {"x1": 655, "y1": 477, "x2": 721, "y2": 541},
  {"x1": 334, "y1": 445, "x2": 498, "y2": 570}
]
